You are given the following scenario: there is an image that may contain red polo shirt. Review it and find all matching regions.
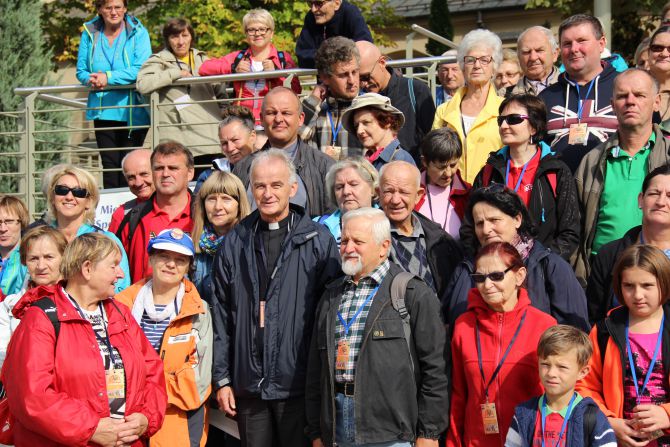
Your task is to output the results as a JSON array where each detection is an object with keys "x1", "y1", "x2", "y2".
[{"x1": 121, "y1": 194, "x2": 193, "y2": 283}]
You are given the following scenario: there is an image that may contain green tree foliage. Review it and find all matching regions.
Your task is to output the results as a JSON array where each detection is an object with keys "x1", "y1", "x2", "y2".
[
  {"x1": 525, "y1": 0, "x2": 666, "y2": 63},
  {"x1": 43, "y1": 0, "x2": 401, "y2": 63},
  {"x1": 425, "y1": 0, "x2": 454, "y2": 55},
  {"x1": 0, "y1": 0, "x2": 66, "y2": 195}
]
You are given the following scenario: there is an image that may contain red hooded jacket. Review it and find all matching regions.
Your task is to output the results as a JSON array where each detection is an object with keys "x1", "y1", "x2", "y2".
[
  {"x1": 1, "y1": 284, "x2": 166, "y2": 447},
  {"x1": 447, "y1": 287, "x2": 556, "y2": 447}
]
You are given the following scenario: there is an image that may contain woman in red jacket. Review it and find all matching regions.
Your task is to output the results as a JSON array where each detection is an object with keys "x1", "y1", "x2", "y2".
[
  {"x1": 1, "y1": 233, "x2": 166, "y2": 447},
  {"x1": 448, "y1": 241, "x2": 556, "y2": 447},
  {"x1": 198, "y1": 8, "x2": 301, "y2": 125}
]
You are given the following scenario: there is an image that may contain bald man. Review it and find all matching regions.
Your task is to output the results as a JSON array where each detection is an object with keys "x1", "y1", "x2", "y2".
[
  {"x1": 108, "y1": 149, "x2": 154, "y2": 234},
  {"x1": 356, "y1": 41, "x2": 436, "y2": 163},
  {"x1": 378, "y1": 161, "x2": 462, "y2": 299}
]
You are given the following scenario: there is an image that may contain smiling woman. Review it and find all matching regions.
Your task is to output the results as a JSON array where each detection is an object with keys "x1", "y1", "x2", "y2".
[{"x1": 0, "y1": 196, "x2": 29, "y2": 296}]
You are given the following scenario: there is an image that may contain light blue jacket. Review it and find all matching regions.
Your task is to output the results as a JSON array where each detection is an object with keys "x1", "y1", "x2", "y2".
[
  {"x1": 76, "y1": 14, "x2": 151, "y2": 127},
  {"x1": 0, "y1": 247, "x2": 27, "y2": 297},
  {"x1": 76, "y1": 223, "x2": 131, "y2": 293}
]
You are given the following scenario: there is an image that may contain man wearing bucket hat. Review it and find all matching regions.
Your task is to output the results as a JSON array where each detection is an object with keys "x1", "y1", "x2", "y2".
[
  {"x1": 356, "y1": 41, "x2": 436, "y2": 163},
  {"x1": 341, "y1": 92, "x2": 416, "y2": 171},
  {"x1": 116, "y1": 227, "x2": 213, "y2": 447}
]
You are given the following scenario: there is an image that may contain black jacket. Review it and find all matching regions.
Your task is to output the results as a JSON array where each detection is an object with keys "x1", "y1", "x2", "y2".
[
  {"x1": 461, "y1": 144, "x2": 581, "y2": 261},
  {"x1": 393, "y1": 212, "x2": 463, "y2": 300},
  {"x1": 233, "y1": 138, "x2": 335, "y2": 217},
  {"x1": 443, "y1": 239, "x2": 590, "y2": 331},
  {"x1": 210, "y1": 205, "x2": 341, "y2": 399},
  {"x1": 305, "y1": 263, "x2": 449, "y2": 445},
  {"x1": 587, "y1": 225, "x2": 640, "y2": 325},
  {"x1": 379, "y1": 70, "x2": 436, "y2": 163},
  {"x1": 295, "y1": 0, "x2": 373, "y2": 69}
]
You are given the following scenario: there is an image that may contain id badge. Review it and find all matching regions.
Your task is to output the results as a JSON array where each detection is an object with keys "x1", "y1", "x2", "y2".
[
  {"x1": 324, "y1": 145, "x2": 343, "y2": 160},
  {"x1": 481, "y1": 402, "x2": 499, "y2": 434},
  {"x1": 568, "y1": 123, "x2": 589, "y2": 145},
  {"x1": 259, "y1": 301, "x2": 265, "y2": 329},
  {"x1": 335, "y1": 340, "x2": 350, "y2": 370},
  {"x1": 105, "y1": 368, "x2": 125, "y2": 399}
]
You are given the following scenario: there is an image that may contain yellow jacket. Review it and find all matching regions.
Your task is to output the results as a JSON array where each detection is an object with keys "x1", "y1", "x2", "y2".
[
  {"x1": 432, "y1": 84, "x2": 504, "y2": 183},
  {"x1": 116, "y1": 278, "x2": 212, "y2": 447}
]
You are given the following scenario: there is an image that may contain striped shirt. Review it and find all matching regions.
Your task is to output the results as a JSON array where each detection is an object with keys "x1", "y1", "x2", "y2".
[
  {"x1": 140, "y1": 304, "x2": 171, "y2": 352},
  {"x1": 335, "y1": 260, "x2": 390, "y2": 383}
]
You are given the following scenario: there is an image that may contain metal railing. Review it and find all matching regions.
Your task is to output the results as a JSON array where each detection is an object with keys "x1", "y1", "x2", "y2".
[{"x1": 4, "y1": 54, "x2": 456, "y2": 216}]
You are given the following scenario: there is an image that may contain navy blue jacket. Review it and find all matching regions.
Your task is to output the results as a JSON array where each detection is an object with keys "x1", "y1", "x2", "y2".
[
  {"x1": 295, "y1": 0, "x2": 373, "y2": 69},
  {"x1": 506, "y1": 396, "x2": 616, "y2": 447},
  {"x1": 442, "y1": 240, "x2": 589, "y2": 331},
  {"x1": 210, "y1": 205, "x2": 341, "y2": 399}
]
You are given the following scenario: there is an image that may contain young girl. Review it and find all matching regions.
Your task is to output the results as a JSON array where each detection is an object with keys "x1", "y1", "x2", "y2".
[{"x1": 578, "y1": 244, "x2": 670, "y2": 446}]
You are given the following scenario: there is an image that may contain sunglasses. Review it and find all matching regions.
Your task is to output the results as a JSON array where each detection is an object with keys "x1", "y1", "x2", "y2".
[
  {"x1": 471, "y1": 266, "x2": 513, "y2": 283},
  {"x1": 360, "y1": 57, "x2": 382, "y2": 83},
  {"x1": 308, "y1": 0, "x2": 331, "y2": 8},
  {"x1": 497, "y1": 114, "x2": 529, "y2": 126},
  {"x1": 650, "y1": 44, "x2": 670, "y2": 54},
  {"x1": 54, "y1": 185, "x2": 89, "y2": 199}
]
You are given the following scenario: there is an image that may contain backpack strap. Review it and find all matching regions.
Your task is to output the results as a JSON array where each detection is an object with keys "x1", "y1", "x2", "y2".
[
  {"x1": 595, "y1": 319, "x2": 609, "y2": 364},
  {"x1": 582, "y1": 404, "x2": 598, "y2": 446},
  {"x1": 407, "y1": 78, "x2": 416, "y2": 113},
  {"x1": 115, "y1": 198, "x2": 153, "y2": 241},
  {"x1": 230, "y1": 49, "x2": 247, "y2": 73},
  {"x1": 390, "y1": 272, "x2": 416, "y2": 374},
  {"x1": 32, "y1": 297, "x2": 60, "y2": 340},
  {"x1": 277, "y1": 50, "x2": 286, "y2": 69}
]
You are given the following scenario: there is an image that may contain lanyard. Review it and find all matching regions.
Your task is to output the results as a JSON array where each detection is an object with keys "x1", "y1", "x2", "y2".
[
  {"x1": 327, "y1": 108, "x2": 343, "y2": 146},
  {"x1": 69, "y1": 296, "x2": 117, "y2": 364},
  {"x1": 504, "y1": 151, "x2": 536, "y2": 193},
  {"x1": 426, "y1": 182, "x2": 452, "y2": 231},
  {"x1": 475, "y1": 310, "x2": 527, "y2": 401},
  {"x1": 100, "y1": 33, "x2": 121, "y2": 71},
  {"x1": 574, "y1": 78, "x2": 596, "y2": 122},
  {"x1": 626, "y1": 314, "x2": 664, "y2": 404},
  {"x1": 541, "y1": 393, "x2": 577, "y2": 447},
  {"x1": 337, "y1": 285, "x2": 380, "y2": 337}
]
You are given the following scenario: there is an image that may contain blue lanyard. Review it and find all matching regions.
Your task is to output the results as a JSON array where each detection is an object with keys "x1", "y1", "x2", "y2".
[
  {"x1": 100, "y1": 34, "x2": 121, "y2": 71},
  {"x1": 541, "y1": 393, "x2": 577, "y2": 447},
  {"x1": 337, "y1": 285, "x2": 380, "y2": 336},
  {"x1": 475, "y1": 310, "x2": 527, "y2": 401},
  {"x1": 504, "y1": 150, "x2": 536, "y2": 193},
  {"x1": 574, "y1": 78, "x2": 596, "y2": 122},
  {"x1": 327, "y1": 109, "x2": 343, "y2": 146},
  {"x1": 626, "y1": 314, "x2": 664, "y2": 404}
]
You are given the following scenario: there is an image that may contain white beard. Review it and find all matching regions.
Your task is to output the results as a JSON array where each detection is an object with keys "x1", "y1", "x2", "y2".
[{"x1": 341, "y1": 255, "x2": 363, "y2": 277}]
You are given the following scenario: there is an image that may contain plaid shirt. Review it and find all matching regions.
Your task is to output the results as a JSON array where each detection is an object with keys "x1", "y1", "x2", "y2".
[
  {"x1": 300, "y1": 95, "x2": 364, "y2": 160},
  {"x1": 334, "y1": 259, "x2": 390, "y2": 382}
]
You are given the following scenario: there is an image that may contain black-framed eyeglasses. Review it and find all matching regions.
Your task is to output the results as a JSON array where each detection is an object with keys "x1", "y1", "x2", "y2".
[
  {"x1": 650, "y1": 44, "x2": 670, "y2": 54},
  {"x1": 497, "y1": 114, "x2": 529, "y2": 126},
  {"x1": 245, "y1": 27, "x2": 270, "y2": 36},
  {"x1": 463, "y1": 55, "x2": 493, "y2": 66},
  {"x1": 308, "y1": 0, "x2": 331, "y2": 9},
  {"x1": 471, "y1": 266, "x2": 514, "y2": 283},
  {"x1": 360, "y1": 57, "x2": 382, "y2": 83},
  {"x1": 54, "y1": 185, "x2": 89, "y2": 199}
]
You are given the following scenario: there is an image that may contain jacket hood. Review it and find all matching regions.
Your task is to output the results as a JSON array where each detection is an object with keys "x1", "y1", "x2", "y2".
[
  {"x1": 12, "y1": 283, "x2": 61, "y2": 320},
  {"x1": 465, "y1": 285, "x2": 533, "y2": 318},
  {"x1": 495, "y1": 141, "x2": 555, "y2": 159},
  {"x1": 557, "y1": 61, "x2": 618, "y2": 86}
]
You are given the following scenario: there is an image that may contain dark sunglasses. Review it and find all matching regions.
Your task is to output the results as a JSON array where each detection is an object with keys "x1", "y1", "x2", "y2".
[
  {"x1": 497, "y1": 114, "x2": 529, "y2": 126},
  {"x1": 471, "y1": 266, "x2": 513, "y2": 284},
  {"x1": 54, "y1": 185, "x2": 89, "y2": 198},
  {"x1": 650, "y1": 44, "x2": 670, "y2": 54}
]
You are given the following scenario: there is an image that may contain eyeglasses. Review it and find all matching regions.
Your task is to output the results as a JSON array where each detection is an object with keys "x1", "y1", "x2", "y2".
[
  {"x1": 308, "y1": 0, "x2": 331, "y2": 9},
  {"x1": 245, "y1": 27, "x2": 270, "y2": 36},
  {"x1": 360, "y1": 57, "x2": 382, "y2": 83},
  {"x1": 497, "y1": 114, "x2": 530, "y2": 126},
  {"x1": 101, "y1": 6, "x2": 125, "y2": 13},
  {"x1": 650, "y1": 44, "x2": 670, "y2": 54},
  {"x1": 54, "y1": 185, "x2": 89, "y2": 199},
  {"x1": 463, "y1": 55, "x2": 493, "y2": 66},
  {"x1": 471, "y1": 266, "x2": 514, "y2": 283},
  {"x1": 0, "y1": 219, "x2": 20, "y2": 227}
]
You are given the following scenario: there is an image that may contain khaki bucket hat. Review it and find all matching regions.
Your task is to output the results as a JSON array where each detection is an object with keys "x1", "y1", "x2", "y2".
[{"x1": 341, "y1": 92, "x2": 405, "y2": 135}]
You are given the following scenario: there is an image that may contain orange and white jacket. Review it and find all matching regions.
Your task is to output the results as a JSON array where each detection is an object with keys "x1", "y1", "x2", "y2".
[{"x1": 116, "y1": 278, "x2": 213, "y2": 447}]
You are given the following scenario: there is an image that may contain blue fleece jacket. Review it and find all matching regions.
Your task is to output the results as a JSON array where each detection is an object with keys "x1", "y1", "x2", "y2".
[{"x1": 506, "y1": 396, "x2": 616, "y2": 447}]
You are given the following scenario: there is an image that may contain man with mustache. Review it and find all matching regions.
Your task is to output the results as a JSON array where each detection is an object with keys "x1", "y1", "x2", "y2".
[
  {"x1": 506, "y1": 26, "x2": 560, "y2": 97},
  {"x1": 305, "y1": 207, "x2": 448, "y2": 447}
]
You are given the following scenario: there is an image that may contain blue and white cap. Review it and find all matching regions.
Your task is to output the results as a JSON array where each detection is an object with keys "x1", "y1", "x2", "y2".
[{"x1": 147, "y1": 228, "x2": 194, "y2": 257}]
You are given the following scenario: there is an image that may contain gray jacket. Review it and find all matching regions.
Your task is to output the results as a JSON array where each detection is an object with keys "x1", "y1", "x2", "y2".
[
  {"x1": 574, "y1": 124, "x2": 670, "y2": 281},
  {"x1": 305, "y1": 263, "x2": 449, "y2": 445}
]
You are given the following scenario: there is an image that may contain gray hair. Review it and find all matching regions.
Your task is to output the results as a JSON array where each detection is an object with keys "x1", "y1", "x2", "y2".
[
  {"x1": 615, "y1": 68, "x2": 660, "y2": 95},
  {"x1": 341, "y1": 207, "x2": 391, "y2": 245},
  {"x1": 120, "y1": 149, "x2": 152, "y2": 172},
  {"x1": 261, "y1": 86, "x2": 303, "y2": 115},
  {"x1": 242, "y1": 8, "x2": 275, "y2": 31},
  {"x1": 439, "y1": 49, "x2": 458, "y2": 68},
  {"x1": 457, "y1": 29, "x2": 503, "y2": 71},
  {"x1": 379, "y1": 160, "x2": 421, "y2": 189},
  {"x1": 324, "y1": 157, "x2": 379, "y2": 205},
  {"x1": 517, "y1": 26, "x2": 558, "y2": 52},
  {"x1": 315, "y1": 36, "x2": 361, "y2": 76},
  {"x1": 249, "y1": 148, "x2": 298, "y2": 185}
]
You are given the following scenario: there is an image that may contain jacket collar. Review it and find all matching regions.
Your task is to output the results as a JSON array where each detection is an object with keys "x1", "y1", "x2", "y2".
[
  {"x1": 466, "y1": 286, "x2": 533, "y2": 322},
  {"x1": 83, "y1": 14, "x2": 141, "y2": 37}
]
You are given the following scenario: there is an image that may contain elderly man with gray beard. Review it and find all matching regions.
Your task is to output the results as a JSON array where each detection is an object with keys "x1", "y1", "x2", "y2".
[{"x1": 306, "y1": 207, "x2": 449, "y2": 447}]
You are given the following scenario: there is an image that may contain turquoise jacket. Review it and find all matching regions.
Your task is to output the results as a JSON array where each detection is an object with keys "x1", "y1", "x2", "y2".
[
  {"x1": 76, "y1": 14, "x2": 151, "y2": 127},
  {"x1": 0, "y1": 247, "x2": 27, "y2": 297}
]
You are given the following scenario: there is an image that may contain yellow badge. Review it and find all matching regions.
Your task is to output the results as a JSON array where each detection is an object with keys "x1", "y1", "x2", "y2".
[
  {"x1": 568, "y1": 123, "x2": 589, "y2": 145},
  {"x1": 335, "y1": 340, "x2": 350, "y2": 370},
  {"x1": 481, "y1": 402, "x2": 499, "y2": 434},
  {"x1": 105, "y1": 368, "x2": 125, "y2": 399}
]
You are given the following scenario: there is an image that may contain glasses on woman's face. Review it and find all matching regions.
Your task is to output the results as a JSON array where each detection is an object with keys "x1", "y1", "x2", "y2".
[
  {"x1": 471, "y1": 266, "x2": 513, "y2": 283},
  {"x1": 497, "y1": 114, "x2": 530, "y2": 126},
  {"x1": 54, "y1": 185, "x2": 89, "y2": 199},
  {"x1": 102, "y1": 5, "x2": 125, "y2": 13},
  {"x1": 246, "y1": 27, "x2": 270, "y2": 36},
  {"x1": 650, "y1": 44, "x2": 670, "y2": 54},
  {"x1": 463, "y1": 55, "x2": 493, "y2": 66}
]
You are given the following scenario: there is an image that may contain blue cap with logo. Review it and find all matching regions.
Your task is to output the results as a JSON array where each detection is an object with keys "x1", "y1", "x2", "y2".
[{"x1": 147, "y1": 228, "x2": 194, "y2": 257}]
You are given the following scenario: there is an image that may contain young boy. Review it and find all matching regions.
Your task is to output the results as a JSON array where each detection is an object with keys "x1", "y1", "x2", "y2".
[{"x1": 505, "y1": 325, "x2": 616, "y2": 447}]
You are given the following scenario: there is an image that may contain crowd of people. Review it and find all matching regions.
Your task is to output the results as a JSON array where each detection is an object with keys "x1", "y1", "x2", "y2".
[{"x1": 6, "y1": 0, "x2": 670, "y2": 446}]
